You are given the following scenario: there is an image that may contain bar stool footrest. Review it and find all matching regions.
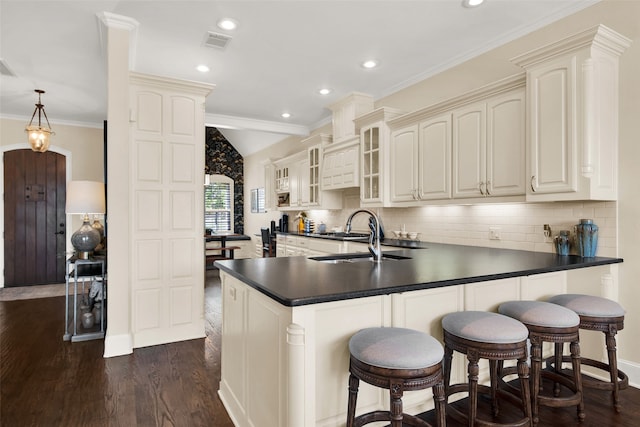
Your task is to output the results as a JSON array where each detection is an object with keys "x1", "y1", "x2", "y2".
[
  {"x1": 545, "y1": 355, "x2": 629, "y2": 391},
  {"x1": 354, "y1": 410, "x2": 431, "y2": 427},
  {"x1": 446, "y1": 383, "x2": 531, "y2": 427}
]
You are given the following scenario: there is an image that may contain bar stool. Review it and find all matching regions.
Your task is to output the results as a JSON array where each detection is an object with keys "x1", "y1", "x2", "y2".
[
  {"x1": 547, "y1": 294, "x2": 628, "y2": 412},
  {"x1": 346, "y1": 327, "x2": 446, "y2": 427},
  {"x1": 441, "y1": 311, "x2": 532, "y2": 427},
  {"x1": 498, "y1": 301, "x2": 584, "y2": 425}
]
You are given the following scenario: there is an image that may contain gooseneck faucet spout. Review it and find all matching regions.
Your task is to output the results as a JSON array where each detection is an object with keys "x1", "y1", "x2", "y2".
[{"x1": 345, "y1": 209, "x2": 382, "y2": 263}]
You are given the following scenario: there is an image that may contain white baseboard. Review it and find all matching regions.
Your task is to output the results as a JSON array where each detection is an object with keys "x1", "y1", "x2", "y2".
[
  {"x1": 619, "y1": 358, "x2": 640, "y2": 388},
  {"x1": 103, "y1": 332, "x2": 133, "y2": 358}
]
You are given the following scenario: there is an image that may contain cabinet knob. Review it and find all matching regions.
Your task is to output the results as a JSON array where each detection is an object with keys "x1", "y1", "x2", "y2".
[{"x1": 530, "y1": 176, "x2": 536, "y2": 192}]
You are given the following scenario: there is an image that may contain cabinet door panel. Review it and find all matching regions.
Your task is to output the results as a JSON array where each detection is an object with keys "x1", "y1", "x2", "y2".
[
  {"x1": 528, "y1": 56, "x2": 577, "y2": 194},
  {"x1": 487, "y1": 90, "x2": 525, "y2": 196},
  {"x1": 390, "y1": 125, "x2": 419, "y2": 202},
  {"x1": 419, "y1": 115, "x2": 451, "y2": 200},
  {"x1": 453, "y1": 105, "x2": 485, "y2": 198}
]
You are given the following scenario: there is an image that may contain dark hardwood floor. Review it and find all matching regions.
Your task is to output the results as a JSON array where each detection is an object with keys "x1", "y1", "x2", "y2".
[
  {"x1": 0, "y1": 270, "x2": 234, "y2": 427},
  {"x1": 2, "y1": 270, "x2": 639, "y2": 426}
]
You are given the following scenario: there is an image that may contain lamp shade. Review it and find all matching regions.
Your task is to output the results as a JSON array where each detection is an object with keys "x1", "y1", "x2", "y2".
[{"x1": 66, "y1": 181, "x2": 106, "y2": 214}]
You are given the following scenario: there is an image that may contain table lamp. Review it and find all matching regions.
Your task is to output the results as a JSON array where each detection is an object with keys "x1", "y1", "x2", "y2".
[{"x1": 66, "y1": 180, "x2": 106, "y2": 259}]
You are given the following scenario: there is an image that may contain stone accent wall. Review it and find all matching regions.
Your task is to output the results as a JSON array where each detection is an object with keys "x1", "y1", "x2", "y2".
[{"x1": 204, "y1": 127, "x2": 244, "y2": 234}]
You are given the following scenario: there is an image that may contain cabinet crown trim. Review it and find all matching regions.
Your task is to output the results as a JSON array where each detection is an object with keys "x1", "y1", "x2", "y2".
[
  {"x1": 387, "y1": 73, "x2": 525, "y2": 129},
  {"x1": 511, "y1": 24, "x2": 631, "y2": 68},
  {"x1": 354, "y1": 106, "x2": 406, "y2": 128},
  {"x1": 301, "y1": 133, "x2": 332, "y2": 146}
]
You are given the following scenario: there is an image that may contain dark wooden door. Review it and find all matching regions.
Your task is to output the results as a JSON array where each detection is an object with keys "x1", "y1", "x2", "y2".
[{"x1": 4, "y1": 149, "x2": 66, "y2": 286}]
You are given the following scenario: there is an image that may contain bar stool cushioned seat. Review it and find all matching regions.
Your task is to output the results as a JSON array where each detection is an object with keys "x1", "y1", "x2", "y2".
[
  {"x1": 548, "y1": 294, "x2": 628, "y2": 411},
  {"x1": 442, "y1": 311, "x2": 532, "y2": 427},
  {"x1": 499, "y1": 301, "x2": 584, "y2": 425},
  {"x1": 346, "y1": 327, "x2": 446, "y2": 427}
]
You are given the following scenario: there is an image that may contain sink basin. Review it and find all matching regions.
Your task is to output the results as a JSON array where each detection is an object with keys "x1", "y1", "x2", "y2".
[{"x1": 310, "y1": 253, "x2": 412, "y2": 263}]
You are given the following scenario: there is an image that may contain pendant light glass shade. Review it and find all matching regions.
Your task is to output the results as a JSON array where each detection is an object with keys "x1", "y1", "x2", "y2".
[{"x1": 25, "y1": 89, "x2": 54, "y2": 152}]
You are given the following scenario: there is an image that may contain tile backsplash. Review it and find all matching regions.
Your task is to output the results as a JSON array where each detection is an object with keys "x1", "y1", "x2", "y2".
[{"x1": 305, "y1": 190, "x2": 617, "y2": 257}]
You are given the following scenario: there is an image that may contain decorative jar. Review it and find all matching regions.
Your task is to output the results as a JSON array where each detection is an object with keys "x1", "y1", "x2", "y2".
[
  {"x1": 576, "y1": 219, "x2": 598, "y2": 257},
  {"x1": 554, "y1": 230, "x2": 571, "y2": 256}
]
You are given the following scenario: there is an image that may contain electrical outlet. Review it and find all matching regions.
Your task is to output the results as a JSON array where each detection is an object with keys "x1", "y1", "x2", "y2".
[{"x1": 489, "y1": 226, "x2": 501, "y2": 240}]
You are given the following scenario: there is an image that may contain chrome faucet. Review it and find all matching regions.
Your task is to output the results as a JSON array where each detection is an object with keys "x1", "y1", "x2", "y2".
[{"x1": 345, "y1": 209, "x2": 382, "y2": 262}]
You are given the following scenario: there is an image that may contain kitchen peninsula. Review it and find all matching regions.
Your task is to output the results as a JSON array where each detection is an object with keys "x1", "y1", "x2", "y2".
[{"x1": 215, "y1": 243, "x2": 622, "y2": 427}]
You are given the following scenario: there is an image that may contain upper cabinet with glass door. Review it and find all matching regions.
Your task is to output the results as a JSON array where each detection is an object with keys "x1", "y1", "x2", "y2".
[
  {"x1": 354, "y1": 108, "x2": 405, "y2": 207},
  {"x1": 301, "y1": 134, "x2": 342, "y2": 209}
]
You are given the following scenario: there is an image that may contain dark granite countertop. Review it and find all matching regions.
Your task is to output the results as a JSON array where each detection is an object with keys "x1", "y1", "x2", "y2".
[{"x1": 215, "y1": 243, "x2": 622, "y2": 307}]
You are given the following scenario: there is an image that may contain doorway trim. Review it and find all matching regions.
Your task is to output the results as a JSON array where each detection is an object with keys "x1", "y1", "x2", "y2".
[{"x1": 0, "y1": 143, "x2": 72, "y2": 288}]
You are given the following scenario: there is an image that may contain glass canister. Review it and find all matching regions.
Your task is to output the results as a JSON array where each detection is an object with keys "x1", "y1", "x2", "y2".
[
  {"x1": 576, "y1": 219, "x2": 598, "y2": 257},
  {"x1": 554, "y1": 230, "x2": 571, "y2": 256}
]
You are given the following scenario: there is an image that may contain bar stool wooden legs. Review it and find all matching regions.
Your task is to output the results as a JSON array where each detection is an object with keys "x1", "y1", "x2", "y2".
[
  {"x1": 346, "y1": 327, "x2": 446, "y2": 427},
  {"x1": 442, "y1": 311, "x2": 533, "y2": 427},
  {"x1": 548, "y1": 294, "x2": 628, "y2": 412},
  {"x1": 499, "y1": 301, "x2": 585, "y2": 425}
]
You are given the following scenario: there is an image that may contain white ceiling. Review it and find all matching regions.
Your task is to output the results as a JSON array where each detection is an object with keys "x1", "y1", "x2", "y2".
[{"x1": 0, "y1": 0, "x2": 598, "y2": 156}]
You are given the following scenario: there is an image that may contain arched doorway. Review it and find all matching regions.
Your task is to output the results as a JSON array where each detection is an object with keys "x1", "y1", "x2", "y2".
[{"x1": 2, "y1": 146, "x2": 70, "y2": 287}]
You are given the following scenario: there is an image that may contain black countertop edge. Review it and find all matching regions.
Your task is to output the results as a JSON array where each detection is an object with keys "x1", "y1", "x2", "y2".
[
  {"x1": 215, "y1": 247, "x2": 622, "y2": 308},
  {"x1": 205, "y1": 234, "x2": 250, "y2": 241}
]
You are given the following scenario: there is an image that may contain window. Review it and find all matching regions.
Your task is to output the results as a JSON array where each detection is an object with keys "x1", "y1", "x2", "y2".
[{"x1": 204, "y1": 174, "x2": 234, "y2": 233}]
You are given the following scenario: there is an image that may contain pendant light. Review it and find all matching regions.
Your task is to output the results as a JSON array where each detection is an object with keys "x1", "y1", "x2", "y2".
[{"x1": 25, "y1": 89, "x2": 55, "y2": 152}]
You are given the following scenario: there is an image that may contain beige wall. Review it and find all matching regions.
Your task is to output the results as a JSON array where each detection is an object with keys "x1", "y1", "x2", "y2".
[
  {"x1": 1, "y1": 117, "x2": 104, "y2": 181},
  {"x1": 244, "y1": 0, "x2": 640, "y2": 381}
]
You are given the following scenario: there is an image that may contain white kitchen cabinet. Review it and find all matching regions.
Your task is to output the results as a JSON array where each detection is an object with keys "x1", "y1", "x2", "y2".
[
  {"x1": 301, "y1": 135, "x2": 342, "y2": 209},
  {"x1": 297, "y1": 156, "x2": 310, "y2": 208},
  {"x1": 389, "y1": 114, "x2": 452, "y2": 204},
  {"x1": 275, "y1": 234, "x2": 286, "y2": 257},
  {"x1": 275, "y1": 137, "x2": 342, "y2": 211},
  {"x1": 308, "y1": 145, "x2": 320, "y2": 206},
  {"x1": 355, "y1": 107, "x2": 405, "y2": 207},
  {"x1": 452, "y1": 89, "x2": 525, "y2": 199},
  {"x1": 321, "y1": 137, "x2": 360, "y2": 190},
  {"x1": 512, "y1": 24, "x2": 630, "y2": 201},
  {"x1": 275, "y1": 164, "x2": 289, "y2": 193},
  {"x1": 389, "y1": 124, "x2": 419, "y2": 203},
  {"x1": 274, "y1": 153, "x2": 303, "y2": 210}
]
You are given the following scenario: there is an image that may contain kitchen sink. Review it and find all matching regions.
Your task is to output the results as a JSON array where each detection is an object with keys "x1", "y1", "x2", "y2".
[{"x1": 310, "y1": 253, "x2": 412, "y2": 263}]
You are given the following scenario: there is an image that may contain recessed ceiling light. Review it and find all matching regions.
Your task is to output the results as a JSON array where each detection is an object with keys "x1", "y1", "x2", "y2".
[
  {"x1": 217, "y1": 18, "x2": 238, "y2": 31},
  {"x1": 196, "y1": 64, "x2": 210, "y2": 73},
  {"x1": 281, "y1": 112, "x2": 291, "y2": 119},
  {"x1": 462, "y1": 0, "x2": 484, "y2": 8},
  {"x1": 361, "y1": 60, "x2": 378, "y2": 69},
  {"x1": 318, "y1": 88, "x2": 332, "y2": 95}
]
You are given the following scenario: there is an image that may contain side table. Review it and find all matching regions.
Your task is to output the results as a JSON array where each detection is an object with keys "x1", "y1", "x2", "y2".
[{"x1": 63, "y1": 256, "x2": 107, "y2": 342}]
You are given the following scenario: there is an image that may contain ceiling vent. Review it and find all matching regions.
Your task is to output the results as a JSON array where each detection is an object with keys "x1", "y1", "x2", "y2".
[
  {"x1": 204, "y1": 32, "x2": 232, "y2": 49},
  {"x1": 0, "y1": 58, "x2": 16, "y2": 77}
]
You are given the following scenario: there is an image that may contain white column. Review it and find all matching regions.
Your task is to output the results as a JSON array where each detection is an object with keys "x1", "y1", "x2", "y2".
[{"x1": 287, "y1": 323, "x2": 306, "y2": 427}]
